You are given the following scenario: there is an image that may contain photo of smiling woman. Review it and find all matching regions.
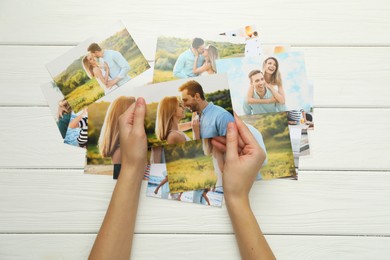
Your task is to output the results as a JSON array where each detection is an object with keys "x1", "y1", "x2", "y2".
[{"x1": 246, "y1": 57, "x2": 286, "y2": 112}]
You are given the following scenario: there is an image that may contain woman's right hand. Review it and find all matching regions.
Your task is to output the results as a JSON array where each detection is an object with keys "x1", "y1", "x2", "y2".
[
  {"x1": 118, "y1": 98, "x2": 148, "y2": 180},
  {"x1": 211, "y1": 114, "x2": 266, "y2": 203},
  {"x1": 191, "y1": 112, "x2": 200, "y2": 140}
]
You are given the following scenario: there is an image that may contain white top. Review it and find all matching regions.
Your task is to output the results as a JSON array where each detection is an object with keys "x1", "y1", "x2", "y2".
[
  {"x1": 97, "y1": 59, "x2": 118, "y2": 95},
  {"x1": 169, "y1": 130, "x2": 191, "y2": 141}
]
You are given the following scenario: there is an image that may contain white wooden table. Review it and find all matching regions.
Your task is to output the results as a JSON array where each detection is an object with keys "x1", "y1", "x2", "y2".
[{"x1": 1, "y1": 0, "x2": 390, "y2": 259}]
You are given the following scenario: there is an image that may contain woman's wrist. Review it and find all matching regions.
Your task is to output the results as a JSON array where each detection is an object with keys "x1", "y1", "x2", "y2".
[
  {"x1": 119, "y1": 163, "x2": 145, "y2": 183},
  {"x1": 225, "y1": 193, "x2": 250, "y2": 210}
]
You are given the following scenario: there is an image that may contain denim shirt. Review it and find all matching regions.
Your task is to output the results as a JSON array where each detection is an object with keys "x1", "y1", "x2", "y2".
[
  {"x1": 173, "y1": 49, "x2": 205, "y2": 78},
  {"x1": 102, "y1": 50, "x2": 131, "y2": 86},
  {"x1": 199, "y1": 102, "x2": 234, "y2": 138}
]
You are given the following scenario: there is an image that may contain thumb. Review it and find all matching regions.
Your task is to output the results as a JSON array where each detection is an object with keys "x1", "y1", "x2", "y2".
[
  {"x1": 225, "y1": 122, "x2": 238, "y2": 162},
  {"x1": 133, "y1": 97, "x2": 146, "y2": 133}
]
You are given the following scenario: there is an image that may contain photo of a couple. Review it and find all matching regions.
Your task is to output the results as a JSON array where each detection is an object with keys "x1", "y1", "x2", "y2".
[
  {"x1": 153, "y1": 35, "x2": 245, "y2": 83},
  {"x1": 139, "y1": 74, "x2": 234, "y2": 147},
  {"x1": 243, "y1": 63, "x2": 286, "y2": 115},
  {"x1": 216, "y1": 53, "x2": 312, "y2": 116},
  {"x1": 46, "y1": 22, "x2": 150, "y2": 112},
  {"x1": 85, "y1": 74, "x2": 233, "y2": 178},
  {"x1": 82, "y1": 43, "x2": 131, "y2": 95}
]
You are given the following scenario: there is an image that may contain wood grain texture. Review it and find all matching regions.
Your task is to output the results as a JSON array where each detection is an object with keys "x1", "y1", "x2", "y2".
[
  {"x1": 0, "y1": 107, "x2": 389, "y2": 170},
  {"x1": 1, "y1": 0, "x2": 390, "y2": 258},
  {"x1": 1, "y1": 234, "x2": 389, "y2": 260},
  {"x1": 1, "y1": 0, "x2": 390, "y2": 45},
  {"x1": 1, "y1": 46, "x2": 390, "y2": 107},
  {"x1": 1, "y1": 169, "x2": 389, "y2": 235}
]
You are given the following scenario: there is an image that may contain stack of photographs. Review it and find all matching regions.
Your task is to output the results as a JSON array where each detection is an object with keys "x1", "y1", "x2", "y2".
[{"x1": 41, "y1": 22, "x2": 314, "y2": 208}]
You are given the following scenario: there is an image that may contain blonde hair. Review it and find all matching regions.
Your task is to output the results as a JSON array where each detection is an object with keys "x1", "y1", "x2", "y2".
[
  {"x1": 202, "y1": 138, "x2": 213, "y2": 156},
  {"x1": 263, "y1": 57, "x2": 282, "y2": 87},
  {"x1": 82, "y1": 54, "x2": 95, "y2": 78},
  {"x1": 98, "y1": 96, "x2": 136, "y2": 157},
  {"x1": 206, "y1": 45, "x2": 219, "y2": 73},
  {"x1": 156, "y1": 96, "x2": 180, "y2": 141}
]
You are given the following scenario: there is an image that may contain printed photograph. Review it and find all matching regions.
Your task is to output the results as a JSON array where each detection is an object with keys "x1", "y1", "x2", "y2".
[
  {"x1": 46, "y1": 21, "x2": 150, "y2": 112},
  {"x1": 85, "y1": 93, "x2": 152, "y2": 179},
  {"x1": 153, "y1": 34, "x2": 245, "y2": 83},
  {"x1": 288, "y1": 108, "x2": 314, "y2": 166},
  {"x1": 63, "y1": 108, "x2": 88, "y2": 149},
  {"x1": 131, "y1": 74, "x2": 234, "y2": 147},
  {"x1": 146, "y1": 163, "x2": 223, "y2": 207},
  {"x1": 164, "y1": 139, "x2": 218, "y2": 193},
  {"x1": 240, "y1": 113, "x2": 296, "y2": 179},
  {"x1": 220, "y1": 24, "x2": 262, "y2": 57},
  {"x1": 40, "y1": 81, "x2": 88, "y2": 149},
  {"x1": 216, "y1": 52, "x2": 311, "y2": 116},
  {"x1": 41, "y1": 81, "x2": 71, "y2": 140}
]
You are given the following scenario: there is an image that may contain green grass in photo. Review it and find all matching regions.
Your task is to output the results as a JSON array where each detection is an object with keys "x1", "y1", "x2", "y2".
[
  {"x1": 240, "y1": 113, "x2": 296, "y2": 179},
  {"x1": 65, "y1": 78, "x2": 104, "y2": 112},
  {"x1": 167, "y1": 155, "x2": 216, "y2": 193}
]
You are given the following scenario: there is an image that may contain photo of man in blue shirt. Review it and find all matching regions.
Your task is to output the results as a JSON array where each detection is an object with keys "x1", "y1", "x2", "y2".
[
  {"x1": 173, "y1": 38, "x2": 205, "y2": 78},
  {"x1": 179, "y1": 80, "x2": 234, "y2": 138},
  {"x1": 88, "y1": 43, "x2": 131, "y2": 88}
]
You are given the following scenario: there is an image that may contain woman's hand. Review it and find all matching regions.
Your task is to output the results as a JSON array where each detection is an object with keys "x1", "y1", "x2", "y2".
[
  {"x1": 118, "y1": 97, "x2": 148, "y2": 177},
  {"x1": 212, "y1": 114, "x2": 266, "y2": 203},
  {"x1": 191, "y1": 112, "x2": 200, "y2": 140},
  {"x1": 192, "y1": 48, "x2": 199, "y2": 58}
]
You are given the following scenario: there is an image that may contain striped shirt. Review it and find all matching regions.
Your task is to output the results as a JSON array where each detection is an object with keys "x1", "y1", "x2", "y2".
[
  {"x1": 77, "y1": 117, "x2": 88, "y2": 147},
  {"x1": 287, "y1": 109, "x2": 303, "y2": 123}
]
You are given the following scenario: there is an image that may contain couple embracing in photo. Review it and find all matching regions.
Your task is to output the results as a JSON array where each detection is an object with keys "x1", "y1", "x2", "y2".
[
  {"x1": 82, "y1": 43, "x2": 131, "y2": 95},
  {"x1": 173, "y1": 38, "x2": 219, "y2": 78}
]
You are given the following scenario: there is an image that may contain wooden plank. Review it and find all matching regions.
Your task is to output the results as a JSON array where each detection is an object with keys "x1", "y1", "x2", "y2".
[
  {"x1": 0, "y1": 234, "x2": 389, "y2": 260},
  {"x1": 1, "y1": 0, "x2": 390, "y2": 45},
  {"x1": 1, "y1": 46, "x2": 390, "y2": 107},
  {"x1": 0, "y1": 169, "x2": 389, "y2": 235},
  {"x1": 0, "y1": 107, "x2": 389, "y2": 170}
]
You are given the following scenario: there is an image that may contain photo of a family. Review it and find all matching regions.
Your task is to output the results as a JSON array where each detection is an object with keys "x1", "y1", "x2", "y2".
[
  {"x1": 153, "y1": 35, "x2": 245, "y2": 83},
  {"x1": 146, "y1": 163, "x2": 224, "y2": 207},
  {"x1": 46, "y1": 21, "x2": 150, "y2": 112},
  {"x1": 133, "y1": 74, "x2": 234, "y2": 147}
]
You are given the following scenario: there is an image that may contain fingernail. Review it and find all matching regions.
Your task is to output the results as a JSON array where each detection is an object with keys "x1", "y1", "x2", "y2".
[
  {"x1": 228, "y1": 122, "x2": 234, "y2": 132},
  {"x1": 136, "y1": 97, "x2": 145, "y2": 106}
]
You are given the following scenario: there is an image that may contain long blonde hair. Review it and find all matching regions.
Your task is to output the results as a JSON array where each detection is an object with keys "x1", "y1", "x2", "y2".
[
  {"x1": 263, "y1": 57, "x2": 282, "y2": 87},
  {"x1": 202, "y1": 138, "x2": 213, "y2": 155},
  {"x1": 156, "y1": 96, "x2": 180, "y2": 141},
  {"x1": 82, "y1": 55, "x2": 93, "y2": 78},
  {"x1": 98, "y1": 96, "x2": 136, "y2": 157},
  {"x1": 206, "y1": 45, "x2": 219, "y2": 73}
]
